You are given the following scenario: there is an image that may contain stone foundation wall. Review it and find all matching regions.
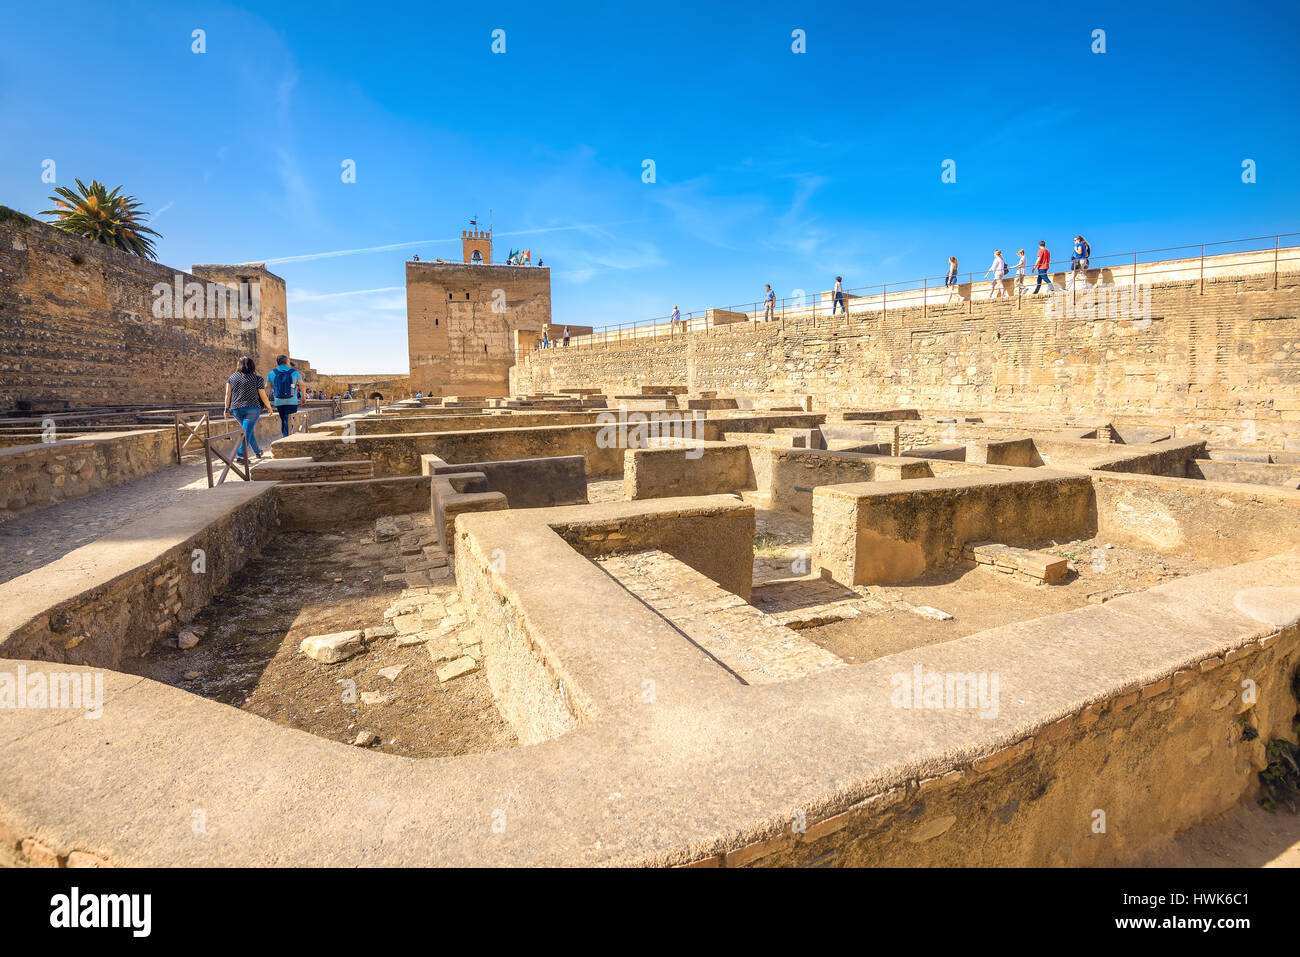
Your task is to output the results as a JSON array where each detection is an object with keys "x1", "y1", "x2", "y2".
[
  {"x1": 623, "y1": 442, "x2": 751, "y2": 500},
  {"x1": 276, "y1": 422, "x2": 626, "y2": 477},
  {"x1": 758, "y1": 448, "x2": 934, "y2": 515},
  {"x1": 719, "y1": 621, "x2": 1300, "y2": 867},
  {"x1": 1090, "y1": 471, "x2": 1300, "y2": 560},
  {"x1": 813, "y1": 471, "x2": 1095, "y2": 585},
  {"x1": 0, "y1": 484, "x2": 276, "y2": 669},
  {"x1": 0, "y1": 428, "x2": 174, "y2": 523},
  {"x1": 274, "y1": 476, "x2": 432, "y2": 531},
  {"x1": 512, "y1": 270, "x2": 1300, "y2": 450}
]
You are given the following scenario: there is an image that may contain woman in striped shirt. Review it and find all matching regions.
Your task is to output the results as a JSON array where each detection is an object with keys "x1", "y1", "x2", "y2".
[{"x1": 224, "y1": 356, "x2": 275, "y2": 460}]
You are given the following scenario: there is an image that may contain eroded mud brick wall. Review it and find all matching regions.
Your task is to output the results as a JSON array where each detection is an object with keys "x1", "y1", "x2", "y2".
[
  {"x1": 513, "y1": 272, "x2": 1300, "y2": 449},
  {"x1": 0, "y1": 212, "x2": 290, "y2": 413},
  {"x1": 406, "y1": 260, "x2": 551, "y2": 397}
]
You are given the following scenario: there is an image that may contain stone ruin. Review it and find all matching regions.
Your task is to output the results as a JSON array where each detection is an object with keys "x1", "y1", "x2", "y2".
[{"x1": 2, "y1": 253, "x2": 1300, "y2": 867}]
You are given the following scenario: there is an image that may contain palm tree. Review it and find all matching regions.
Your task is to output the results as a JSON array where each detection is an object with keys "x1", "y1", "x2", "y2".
[{"x1": 41, "y1": 179, "x2": 161, "y2": 260}]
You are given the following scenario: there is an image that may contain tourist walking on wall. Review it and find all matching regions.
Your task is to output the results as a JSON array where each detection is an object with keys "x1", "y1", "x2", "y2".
[
  {"x1": 764, "y1": 284, "x2": 776, "y2": 321},
  {"x1": 563, "y1": 327, "x2": 570, "y2": 347},
  {"x1": 1069, "y1": 235, "x2": 1091, "y2": 290},
  {"x1": 268, "y1": 355, "x2": 304, "y2": 438},
  {"x1": 1033, "y1": 241, "x2": 1055, "y2": 293},
  {"x1": 945, "y1": 257, "x2": 960, "y2": 303},
  {"x1": 984, "y1": 250, "x2": 1008, "y2": 299},
  {"x1": 1013, "y1": 249, "x2": 1027, "y2": 295},
  {"x1": 670, "y1": 305, "x2": 681, "y2": 332},
  {"x1": 224, "y1": 356, "x2": 274, "y2": 461},
  {"x1": 832, "y1": 276, "x2": 848, "y2": 314},
  {"x1": 542, "y1": 330, "x2": 550, "y2": 349}
]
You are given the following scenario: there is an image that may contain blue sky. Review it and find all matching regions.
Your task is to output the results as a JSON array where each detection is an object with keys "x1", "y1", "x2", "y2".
[{"x1": 2, "y1": 0, "x2": 1297, "y2": 374}]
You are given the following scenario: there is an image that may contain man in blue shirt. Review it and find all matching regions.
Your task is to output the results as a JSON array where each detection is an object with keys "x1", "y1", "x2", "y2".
[
  {"x1": 764, "y1": 284, "x2": 776, "y2": 321},
  {"x1": 267, "y1": 355, "x2": 304, "y2": 437}
]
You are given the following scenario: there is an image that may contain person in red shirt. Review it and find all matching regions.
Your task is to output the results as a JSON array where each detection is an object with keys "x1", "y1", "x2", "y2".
[{"x1": 1033, "y1": 241, "x2": 1055, "y2": 294}]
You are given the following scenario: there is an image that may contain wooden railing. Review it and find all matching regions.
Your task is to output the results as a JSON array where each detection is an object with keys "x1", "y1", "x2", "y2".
[
  {"x1": 173, "y1": 411, "x2": 211, "y2": 463},
  {"x1": 204, "y1": 427, "x2": 252, "y2": 488}
]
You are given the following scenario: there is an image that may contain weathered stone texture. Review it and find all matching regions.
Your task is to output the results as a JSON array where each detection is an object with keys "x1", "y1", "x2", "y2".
[
  {"x1": 512, "y1": 272, "x2": 1300, "y2": 449},
  {"x1": 406, "y1": 261, "x2": 551, "y2": 397},
  {"x1": 0, "y1": 215, "x2": 294, "y2": 412}
]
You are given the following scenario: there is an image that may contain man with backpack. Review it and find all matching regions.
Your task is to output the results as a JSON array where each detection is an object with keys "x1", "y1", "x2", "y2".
[{"x1": 268, "y1": 355, "x2": 304, "y2": 438}]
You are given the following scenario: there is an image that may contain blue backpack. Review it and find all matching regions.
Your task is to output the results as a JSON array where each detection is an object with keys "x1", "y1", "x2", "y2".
[{"x1": 270, "y1": 367, "x2": 296, "y2": 401}]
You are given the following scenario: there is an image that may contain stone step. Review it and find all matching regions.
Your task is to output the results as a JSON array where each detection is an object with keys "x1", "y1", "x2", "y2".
[
  {"x1": 251, "y1": 456, "x2": 374, "y2": 483},
  {"x1": 963, "y1": 542, "x2": 1068, "y2": 584},
  {"x1": 599, "y1": 549, "x2": 844, "y2": 684}
]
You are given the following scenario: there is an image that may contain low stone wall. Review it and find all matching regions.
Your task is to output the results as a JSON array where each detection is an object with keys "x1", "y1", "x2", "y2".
[
  {"x1": 725, "y1": 609, "x2": 1300, "y2": 867},
  {"x1": 0, "y1": 429, "x2": 175, "y2": 523},
  {"x1": 320, "y1": 410, "x2": 605, "y2": 436},
  {"x1": 1189, "y1": 458, "x2": 1300, "y2": 488},
  {"x1": 1034, "y1": 437, "x2": 1206, "y2": 475},
  {"x1": 699, "y1": 412, "x2": 825, "y2": 441},
  {"x1": 275, "y1": 422, "x2": 625, "y2": 478},
  {"x1": 274, "y1": 476, "x2": 432, "y2": 531},
  {"x1": 422, "y1": 453, "x2": 588, "y2": 509},
  {"x1": 813, "y1": 471, "x2": 1095, "y2": 585},
  {"x1": 0, "y1": 483, "x2": 276, "y2": 669},
  {"x1": 434, "y1": 473, "x2": 507, "y2": 550},
  {"x1": 454, "y1": 497, "x2": 755, "y2": 744},
  {"x1": 1090, "y1": 471, "x2": 1300, "y2": 560},
  {"x1": 623, "y1": 441, "x2": 751, "y2": 500},
  {"x1": 756, "y1": 448, "x2": 933, "y2": 515},
  {"x1": 967, "y1": 437, "x2": 1037, "y2": 466}
]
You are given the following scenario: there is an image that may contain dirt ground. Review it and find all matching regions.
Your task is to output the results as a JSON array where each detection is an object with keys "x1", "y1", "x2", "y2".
[
  {"x1": 750, "y1": 507, "x2": 1220, "y2": 663},
  {"x1": 132, "y1": 520, "x2": 516, "y2": 759},
  {"x1": 1129, "y1": 798, "x2": 1300, "y2": 867}
]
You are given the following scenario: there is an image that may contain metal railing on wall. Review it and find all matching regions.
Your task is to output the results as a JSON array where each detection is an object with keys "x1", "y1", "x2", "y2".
[{"x1": 532, "y1": 231, "x2": 1299, "y2": 352}]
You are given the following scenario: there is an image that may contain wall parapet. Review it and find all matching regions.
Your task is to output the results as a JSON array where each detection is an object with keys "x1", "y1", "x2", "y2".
[{"x1": 512, "y1": 269, "x2": 1300, "y2": 449}]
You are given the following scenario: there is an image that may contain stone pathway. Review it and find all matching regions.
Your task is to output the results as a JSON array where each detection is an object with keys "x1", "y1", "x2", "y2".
[
  {"x1": 598, "y1": 548, "x2": 844, "y2": 684},
  {"x1": 0, "y1": 459, "x2": 216, "y2": 584}
]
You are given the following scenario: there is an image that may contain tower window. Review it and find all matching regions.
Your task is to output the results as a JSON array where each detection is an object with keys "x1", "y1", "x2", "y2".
[
  {"x1": 448, "y1": 292, "x2": 453, "y2": 301},
  {"x1": 465, "y1": 292, "x2": 470, "y2": 300},
  {"x1": 471, "y1": 250, "x2": 483, "y2": 263}
]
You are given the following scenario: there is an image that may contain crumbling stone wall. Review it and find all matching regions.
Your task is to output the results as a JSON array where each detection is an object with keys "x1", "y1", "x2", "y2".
[
  {"x1": 513, "y1": 271, "x2": 1300, "y2": 449},
  {"x1": 0, "y1": 212, "x2": 293, "y2": 412}
]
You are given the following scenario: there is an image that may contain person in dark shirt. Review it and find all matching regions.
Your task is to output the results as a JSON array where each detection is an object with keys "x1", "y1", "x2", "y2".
[{"x1": 224, "y1": 356, "x2": 274, "y2": 460}]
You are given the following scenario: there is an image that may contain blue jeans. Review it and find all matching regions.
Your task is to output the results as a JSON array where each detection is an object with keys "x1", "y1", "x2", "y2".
[
  {"x1": 1034, "y1": 268, "x2": 1054, "y2": 293},
  {"x1": 277, "y1": 404, "x2": 298, "y2": 437},
  {"x1": 833, "y1": 293, "x2": 846, "y2": 314},
  {"x1": 231, "y1": 406, "x2": 263, "y2": 458}
]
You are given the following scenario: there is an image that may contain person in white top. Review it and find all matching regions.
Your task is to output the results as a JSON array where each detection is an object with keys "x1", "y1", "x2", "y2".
[
  {"x1": 984, "y1": 249, "x2": 1009, "y2": 299},
  {"x1": 1012, "y1": 249, "x2": 1028, "y2": 295},
  {"x1": 832, "y1": 276, "x2": 847, "y2": 315}
]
